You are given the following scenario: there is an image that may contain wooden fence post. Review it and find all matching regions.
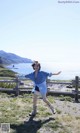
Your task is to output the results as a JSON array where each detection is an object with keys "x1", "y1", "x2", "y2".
[
  {"x1": 15, "y1": 77, "x2": 19, "y2": 96},
  {"x1": 75, "y1": 76, "x2": 79, "y2": 102}
]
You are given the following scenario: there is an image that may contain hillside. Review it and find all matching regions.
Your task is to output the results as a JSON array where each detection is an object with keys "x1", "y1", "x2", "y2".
[
  {"x1": 0, "y1": 50, "x2": 33, "y2": 65},
  {"x1": 0, "y1": 66, "x2": 16, "y2": 77}
]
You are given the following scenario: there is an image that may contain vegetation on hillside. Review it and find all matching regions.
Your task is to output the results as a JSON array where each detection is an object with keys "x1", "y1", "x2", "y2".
[{"x1": 0, "y1": 66, "x2": 16, "y2": 77}]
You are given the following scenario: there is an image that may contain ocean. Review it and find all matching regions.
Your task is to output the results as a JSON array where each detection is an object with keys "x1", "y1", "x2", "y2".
[{"x1": 7, "y1": 62, "x2": 80, "y2": 80}]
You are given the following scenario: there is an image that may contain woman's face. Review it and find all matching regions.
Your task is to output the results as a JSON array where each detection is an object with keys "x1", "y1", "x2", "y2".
[{"x1": 34, "y1": 64, "x2": 39, "y2": 71}]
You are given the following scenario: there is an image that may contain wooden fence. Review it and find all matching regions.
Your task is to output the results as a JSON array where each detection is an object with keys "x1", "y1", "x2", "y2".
[
  {"x1": 0, "y1": 76, "x2": 80, "y2": 102},
  {"x1": 47, "y1": 76, "x2": 80, "y2": 102}
]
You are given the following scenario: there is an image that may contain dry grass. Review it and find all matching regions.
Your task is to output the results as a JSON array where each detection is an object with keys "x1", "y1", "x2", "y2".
[{"x1": 0, "y1": 93, "x2": 80, "y2": 133}]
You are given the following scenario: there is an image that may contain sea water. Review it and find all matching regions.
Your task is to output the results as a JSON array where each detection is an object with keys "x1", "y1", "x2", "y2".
[{"x1": 7, "y1": 62, "x2": 80, "y2": 80}]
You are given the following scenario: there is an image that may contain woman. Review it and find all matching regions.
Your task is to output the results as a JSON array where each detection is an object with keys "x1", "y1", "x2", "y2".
[{"x1": 25, "y1": 61, "x2": 61, "y2": 116}]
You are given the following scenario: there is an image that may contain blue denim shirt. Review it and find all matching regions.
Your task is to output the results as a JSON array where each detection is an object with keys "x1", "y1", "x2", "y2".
[{"x1": 25, "y1": 71, "x2": 52, "y2": 84}]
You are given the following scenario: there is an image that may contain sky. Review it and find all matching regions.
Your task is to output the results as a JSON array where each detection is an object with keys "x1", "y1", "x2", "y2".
[{"x1": 0, "y1": 0, "x2": 80, "y2": 67}]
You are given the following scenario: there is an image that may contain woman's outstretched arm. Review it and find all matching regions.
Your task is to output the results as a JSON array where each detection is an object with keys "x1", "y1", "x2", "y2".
[{"x1": 52, "y1": 71, "x2": 61, "y2": 75}]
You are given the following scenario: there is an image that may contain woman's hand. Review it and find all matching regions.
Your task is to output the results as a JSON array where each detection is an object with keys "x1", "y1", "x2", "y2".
[{"x1": 57, "y1": 71, "x2": 61, "y2": 75}]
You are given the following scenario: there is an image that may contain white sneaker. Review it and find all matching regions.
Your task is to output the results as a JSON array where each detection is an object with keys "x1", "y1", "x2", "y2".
[
  {"x1": 29, "y1": 111, "x2": 36, "y2": 116},
  {"x1": 50, "y1": 106, "x2": 56, "y2": 114},
  {"x1": 52, "y1": 108, "x2": 56, "y2": 114}
]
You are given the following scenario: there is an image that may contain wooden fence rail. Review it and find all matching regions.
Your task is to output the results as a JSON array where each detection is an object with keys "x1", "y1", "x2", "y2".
[{"x1": 0, "y1": 76, "x2": 80, "y2": 102}]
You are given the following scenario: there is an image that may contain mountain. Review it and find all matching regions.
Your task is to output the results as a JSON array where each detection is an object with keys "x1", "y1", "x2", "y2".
[{"x1": 0, "y1": 50, "x2": 33, "y2": 65}]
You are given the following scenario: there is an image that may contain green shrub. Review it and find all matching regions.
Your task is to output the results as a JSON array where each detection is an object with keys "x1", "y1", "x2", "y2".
[
  {"x1": 59, "y1": 95, "x2": 72, "y2": 102},
  {"x1": 0, "y1": 82, "x2": 16, "y2": 88}
]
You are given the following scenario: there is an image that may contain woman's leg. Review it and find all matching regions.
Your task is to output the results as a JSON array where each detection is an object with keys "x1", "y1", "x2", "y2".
[
  {"x1": 30, "y1": 93, "x2": 38, "y2": 116},
  {"x1": 42, "y1": 95, "x2": 56, "y2": 114},
  {"x1": 33, "y1": 93, "x2": 37, "y2": 109}
]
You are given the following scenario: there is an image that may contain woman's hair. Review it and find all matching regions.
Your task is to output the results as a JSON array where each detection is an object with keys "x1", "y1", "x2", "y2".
[{"x1": 32, "y1": 61, "x2": 41, "y2": 70}]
